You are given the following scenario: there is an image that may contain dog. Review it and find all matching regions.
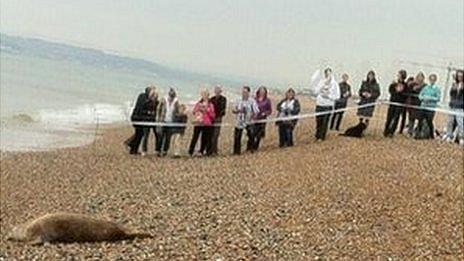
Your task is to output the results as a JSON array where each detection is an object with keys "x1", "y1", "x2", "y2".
[{"x1": 340, "y1": 122, "x2": 367, "y2": 138}]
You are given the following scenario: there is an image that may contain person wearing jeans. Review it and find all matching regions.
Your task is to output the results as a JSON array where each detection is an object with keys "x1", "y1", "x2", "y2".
[
  {"x1": 276, "y1": 88, "x2": 300, "y2": 147},
  {"x1": 417, "y1": 74, "x2": 441, "y2": 139},
  {"x1": 443, "y1": 70, "x2": 464, "y2": 145},
  {"x1": 252, "y1": 86, "x2": 272, "y2": 151},
  {"x1": 384, "y1": 70, "x2": 407, "y2": 137},
  {"x1": 156, "y1": 88, "x2": 179, "y2": 156},
  {"x1": 330, "y1": 73, "x2": 351, "y2": 131},
  {"x1": 232, "y1": 86, "x2": 259, "y2": 155},
  {"x1": 188, "y1": 89, "x2": 216, "y2": 156},
  {"x1": 314, "y1": 68, "x2": 340, "y2": 141},
  {"x1": 128, "y1": 86, "x2": 156, "y2": 155},
  {"x1": 406, "y1": 72, "x2": 426, "y2": 136},
  {"x1": 398, "y1": 77, "x2": 415, "y2": 134},
  {"x1": 141, "y1": 87, "x2": 160, "y2": 154}
]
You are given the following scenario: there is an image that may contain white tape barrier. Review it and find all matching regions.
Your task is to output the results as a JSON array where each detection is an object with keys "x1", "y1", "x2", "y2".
[
  {"x1": 382, "y1": 101, "x2": 464, "y2": 117},
  {"x1": 129, "y1": 101, "x2": 463, "y2": 128},
  {"x1": 129, "y1": 102, "x2": 382, "y2": 127}
]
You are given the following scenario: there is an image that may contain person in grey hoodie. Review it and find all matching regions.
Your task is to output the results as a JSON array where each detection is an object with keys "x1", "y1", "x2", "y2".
[{"x1": 314, "y1": 68, "x2": 340, "y2": 141}]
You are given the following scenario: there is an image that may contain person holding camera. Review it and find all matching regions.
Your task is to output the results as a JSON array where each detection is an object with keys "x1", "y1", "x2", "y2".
[{"x1": 276, "y1": 88, "x2": 301, "y2": 147}]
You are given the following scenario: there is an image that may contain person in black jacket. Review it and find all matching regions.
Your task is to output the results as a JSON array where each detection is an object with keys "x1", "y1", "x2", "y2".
[
  {"x1": 357, "y1": 70, "x2": 381, "y2": 125},
  {"x1": 406, "y1": 72, "x2": 426, "y2": 136},
  {"x1": 398, "y1": 76, "x2": 415, "y2": 134},
  {"x1": 141, "y1": 87, "x2": 159, "y2": 155},
  {"x1": 208, "y1": 85, "x2": 227, "y2": 155},
  {"x1": 128, "y1": 87, "x2": 156, "y2": 155},
  {"x1": 330, "y1": 73, "x2": 352, "y2": 131},
  {"x1": 384, "y1": 70, "x2": 407, "y2": 137},
  {"x1": 276, "y1": 88, "x2": 300, "y2": 147},
  {"x1": 443, "y1": 69, "x2": 464, "y2": 144}
]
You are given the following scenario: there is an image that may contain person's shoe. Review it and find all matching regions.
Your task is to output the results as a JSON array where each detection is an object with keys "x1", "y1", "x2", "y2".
[
  {"x1": 141, "y1": 151, "x2": 147, "y2": 157},
  {"x1": 459, "y1": 139, "x2": 464, "y2": 146}
]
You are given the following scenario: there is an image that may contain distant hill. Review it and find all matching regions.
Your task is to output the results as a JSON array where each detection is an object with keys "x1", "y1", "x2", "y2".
[{"x1": 0, "y1": 33, "x2": 251, "y2": 86}]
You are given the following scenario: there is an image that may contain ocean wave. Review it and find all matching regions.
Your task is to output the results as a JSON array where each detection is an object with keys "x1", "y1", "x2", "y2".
[
  {"x1": 1, "y1": 102, "x2": 130, "y2": 152},
  {"x1": 38, "y1": 103, "x2": 130, "y2": 126}
]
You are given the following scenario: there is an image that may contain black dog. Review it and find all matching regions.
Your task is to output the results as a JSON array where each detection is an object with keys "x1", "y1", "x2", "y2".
[{"x1": 340, "y1": 122, "x2": 367, "y2": 138}]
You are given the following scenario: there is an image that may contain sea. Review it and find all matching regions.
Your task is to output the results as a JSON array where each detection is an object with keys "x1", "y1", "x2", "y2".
[{"x1": 0, "y1": 35, "x2": 245, "y2": 152}]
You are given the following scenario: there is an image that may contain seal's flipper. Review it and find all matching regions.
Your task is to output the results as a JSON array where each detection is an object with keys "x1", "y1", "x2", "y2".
[
  {"x1": 28, "y1": 236, "x2": 44, "y2": 245},
  {"x1": 128, "y1": 232, "x2": 153, "y2": 240}
]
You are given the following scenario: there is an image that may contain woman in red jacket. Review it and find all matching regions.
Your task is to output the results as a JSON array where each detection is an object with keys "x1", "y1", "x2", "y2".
[{"x1": 188, "y1": 89, "x2": 216, "y2": 156}]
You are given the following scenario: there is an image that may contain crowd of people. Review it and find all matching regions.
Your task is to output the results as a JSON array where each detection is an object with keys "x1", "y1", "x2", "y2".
[{"x1": 124, "y1": 68, "x2": 464, "y2": 157}]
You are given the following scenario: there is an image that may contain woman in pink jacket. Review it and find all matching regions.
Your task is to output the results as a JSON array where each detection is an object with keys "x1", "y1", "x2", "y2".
[{"x1": 188, "y1": 89, "x2": 216, "y2": 156}]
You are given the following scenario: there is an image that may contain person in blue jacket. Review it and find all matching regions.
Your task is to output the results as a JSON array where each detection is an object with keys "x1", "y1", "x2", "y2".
[{"x1": 417, "y1": 74, "x2": 441, "y2": 139}]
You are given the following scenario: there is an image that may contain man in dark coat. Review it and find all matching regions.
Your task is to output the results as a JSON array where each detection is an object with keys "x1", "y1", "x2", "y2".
[
  {"x1": 405, "y1": 72, "x2": 426, "y2": 136},
  {"x1": 208, "y1": 85, "x2": 227, "y2": 155},
  {"x1": 384, "y1": 70, "x2": 407, "y2": 137},
  {"x1": 127, "y1": 87, "x2": 155, "y2": 155}
]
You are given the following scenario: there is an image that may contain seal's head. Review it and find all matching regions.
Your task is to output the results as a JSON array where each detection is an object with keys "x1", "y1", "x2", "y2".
[{"x1": 7, "y1": 225, "x2": 27, "y2": 241}]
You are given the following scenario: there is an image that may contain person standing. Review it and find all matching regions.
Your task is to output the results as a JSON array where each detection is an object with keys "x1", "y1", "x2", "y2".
[
  {"x1": 276, "y1": 88, "x2": 301, "y2": 147},
  {"x1": 128, "y1": 87, "x2": 156, "y2": 155},
  {"x1": 232, "y1": 86, "x2": 259, "y2": 155},
  {"x1": 141, "y1": 86, "x2": 160, "y2": 155},
  {"x1": 314, "y1": 68, "x2": 340, "y2": 141},
  {"x1": 157, "y1": 88, "x2": 180, "y2": 156},
  {"x1": 443, "y1": 70, "x2": 464, "y2": 145},
  {"x1": 209, "y1": 85, "x2": 227, "y2": 155},
  {"x1": 384, "y1": 70, "x2": 407, "y2": 137},
  {"x1": 252, "y1": 86, "x2": 272, "y2": 150},
  {"x1": 170, "y1": 104, "x2": 188, "y2": 157},
  {"x1": 188, "y1": 89, "x2": 216, "y2": 156},
  {"x1": 357, "y1": 70, "x2": 381, "y2": 126},
  {"x1": 417, "y1": 74, "x2": 441, "y2": 139},
  {"x1": 330, "y1": 73, "x2": 352, "y2": 131},
  {"x1": 406, "y1": 72, "x2": 426, "y2": 136},
  {"x1": 398, "y1": 76, "x2": 415, "y2": 134}
]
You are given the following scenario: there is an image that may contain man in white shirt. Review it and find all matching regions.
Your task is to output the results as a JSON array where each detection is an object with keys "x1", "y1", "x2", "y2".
[{"x1": 314, "y1": 68, "x2": 340, "y2": 141}]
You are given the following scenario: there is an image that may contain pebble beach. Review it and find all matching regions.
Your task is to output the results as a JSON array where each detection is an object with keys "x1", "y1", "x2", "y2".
[{"x1": 1, "y1": 98, "x2": 463, "y2": 260}]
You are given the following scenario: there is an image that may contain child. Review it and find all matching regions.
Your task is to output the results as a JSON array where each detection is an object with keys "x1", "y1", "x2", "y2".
[{"x1": 171, "y1": 104, "x2": 188, "y2": 157}]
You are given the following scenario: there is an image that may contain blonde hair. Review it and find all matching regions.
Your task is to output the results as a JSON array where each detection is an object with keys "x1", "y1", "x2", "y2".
[
  {"x1": 200, "y1": 88, "x2": 210, "y2": 100},
  {"x1": 147, "y1": 84, "x2": 157, "y2": 96}
]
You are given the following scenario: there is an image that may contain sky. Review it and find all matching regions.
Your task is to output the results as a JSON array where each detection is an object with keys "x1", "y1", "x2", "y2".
[{"x1": 1, "y1": 0, "x2": 463, "y2": 85}]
